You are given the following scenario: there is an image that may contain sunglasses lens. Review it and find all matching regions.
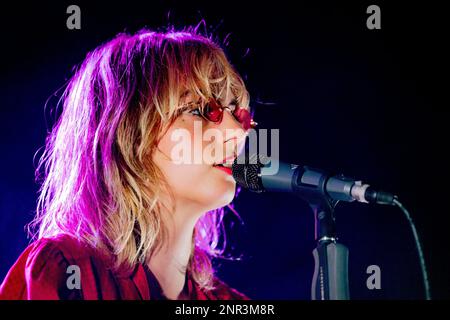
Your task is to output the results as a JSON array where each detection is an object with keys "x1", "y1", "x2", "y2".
[
  {"x1": 204, "y1": 100, "x2": 223, "y2": 122},
  {"x1": 204, "y1": 98, "x2": 256, "y2": 130},
  {"x1": 233, "y1": 107, "x2": 253, "y2": 130}
]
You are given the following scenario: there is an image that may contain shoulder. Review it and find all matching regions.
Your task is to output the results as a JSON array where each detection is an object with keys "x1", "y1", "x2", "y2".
[
  {"x1": 20, "y1": 234, "x2": 96, "y2": 271},
  {"x1": 207, "y1": 276, "x2": 251, "y2": 300},
  {"x1": 0, "y1": 234, "x2": 97, "y2": 300}
]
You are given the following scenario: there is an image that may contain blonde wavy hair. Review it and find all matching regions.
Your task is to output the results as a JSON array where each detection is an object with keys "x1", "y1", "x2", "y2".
[{"x1": 29, "y1": 26, "x2": 250, "y2": 291}]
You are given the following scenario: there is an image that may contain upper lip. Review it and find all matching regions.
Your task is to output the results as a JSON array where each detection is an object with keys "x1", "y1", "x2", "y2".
[{"x1": 214, "y1": 154, "x2": 236, "y2": 167}]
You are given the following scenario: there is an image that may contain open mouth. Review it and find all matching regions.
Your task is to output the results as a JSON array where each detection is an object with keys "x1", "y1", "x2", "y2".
[
  {"x1": 212, "y1": 162, "x2": 233, "y2": 175},
  {"x1": 212, "y1": 153, "x2": 236, "y2": 175},
  {"x1": 212, "y1": 163, "x2": 232, "y2": 168}
]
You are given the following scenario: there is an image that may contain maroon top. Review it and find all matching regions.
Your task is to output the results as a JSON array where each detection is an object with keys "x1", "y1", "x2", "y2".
[{"x1": 0, "y1": 234, "x2": 250, "y2": 300}]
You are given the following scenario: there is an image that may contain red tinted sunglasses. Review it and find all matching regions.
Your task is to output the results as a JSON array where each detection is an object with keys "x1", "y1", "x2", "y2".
[{"x1": 197, "y1": 98, "x2": 257, "y2": 130}]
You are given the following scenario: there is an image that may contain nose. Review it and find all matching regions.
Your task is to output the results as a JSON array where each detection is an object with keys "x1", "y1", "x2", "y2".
[
  {"x1": 217, "y1": 110, "x2": 248, "y2": 158},
  {"x1": 222, "y1": 108, "x2": 245, "y2": 131}
]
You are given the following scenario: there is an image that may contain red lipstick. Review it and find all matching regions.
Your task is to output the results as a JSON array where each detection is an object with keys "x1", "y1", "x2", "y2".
[{"x1": 213, "y1": 165, "x2": 232, "y2": 175}]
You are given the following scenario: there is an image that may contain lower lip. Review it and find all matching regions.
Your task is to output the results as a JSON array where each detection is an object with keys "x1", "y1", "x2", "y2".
[{"x1": 213, "y1": 165, "x2": 232, "y2": 175}]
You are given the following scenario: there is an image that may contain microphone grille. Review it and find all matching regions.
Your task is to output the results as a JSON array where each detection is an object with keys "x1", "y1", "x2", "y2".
[{"x1": 232, "y1": 154, "x2": 266, "y2": 192}]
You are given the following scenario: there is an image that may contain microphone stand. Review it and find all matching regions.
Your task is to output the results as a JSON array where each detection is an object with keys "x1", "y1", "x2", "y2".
[
  {"x1": 310, "y1": 202, "x2": 349, "y2": 300},
  {"x1": 242, "y1": 157, "x2": 352, "y2": 300},
  {"x1": 290, "y1": 166, "x2": 350, "y2": 300}
]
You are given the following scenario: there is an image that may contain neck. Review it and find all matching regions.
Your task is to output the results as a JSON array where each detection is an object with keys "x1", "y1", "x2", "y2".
[{"x1": 148, "y1": 200, "x2": 203, "y2": 300}]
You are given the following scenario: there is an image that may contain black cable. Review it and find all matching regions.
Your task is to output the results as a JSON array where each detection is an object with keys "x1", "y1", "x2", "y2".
[{"x1": 393, "y1": 198, "x2": 431, "y2": 300}]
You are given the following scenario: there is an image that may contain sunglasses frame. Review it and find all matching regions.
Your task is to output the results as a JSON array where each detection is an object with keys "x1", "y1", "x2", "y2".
[{"x1": 198, "y1": 98, "x2": 257, "y2": 130}]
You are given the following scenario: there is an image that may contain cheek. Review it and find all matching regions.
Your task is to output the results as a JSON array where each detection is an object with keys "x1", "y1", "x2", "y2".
[
  {"x1": 154, "y1": 121, "x2": 236, "y2": 209},
  {"x1": 159, "y1": 161, "x2": 236, "y2": 208}
]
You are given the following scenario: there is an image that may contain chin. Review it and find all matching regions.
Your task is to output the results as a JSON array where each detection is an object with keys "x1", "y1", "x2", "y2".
[
  {"x1": 202, "y1": 180, "x2": 237, "y2": 211},
  {"x1": 220, "y1": 183, "x2": 237, "y2": 206}
]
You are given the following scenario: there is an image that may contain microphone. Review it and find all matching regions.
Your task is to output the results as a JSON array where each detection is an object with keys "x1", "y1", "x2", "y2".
[
  {"x1": 232, "y1": 154, "x2": 432, "y2": 300},
  {"x1": 232, "y1": 153, "x2": 396, "y2": 205}
]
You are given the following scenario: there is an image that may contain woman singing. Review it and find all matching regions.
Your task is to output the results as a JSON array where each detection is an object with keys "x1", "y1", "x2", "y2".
[{"x1": 0, "y1": 27, "x2": 255, "y2": 300}]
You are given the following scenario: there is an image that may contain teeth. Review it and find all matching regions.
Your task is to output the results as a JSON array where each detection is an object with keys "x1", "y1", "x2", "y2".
[{"x1": 213, "y1": 163, "x2": 231, "y2": 168}]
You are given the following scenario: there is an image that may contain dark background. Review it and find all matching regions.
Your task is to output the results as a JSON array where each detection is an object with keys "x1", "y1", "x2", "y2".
[{"x1": 0, "y1": 1, "x2": 448, "y2": 299}]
